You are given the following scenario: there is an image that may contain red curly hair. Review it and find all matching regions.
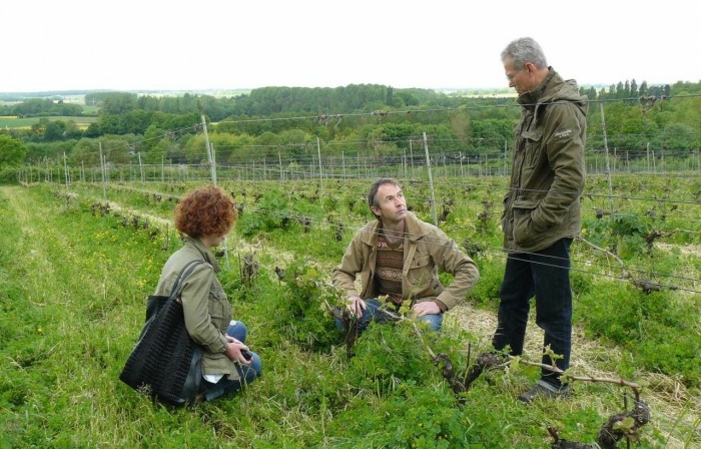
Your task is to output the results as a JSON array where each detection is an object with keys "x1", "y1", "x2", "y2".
[{"x1": 174, "y1": 185, "x2": 236, "y2": 238}]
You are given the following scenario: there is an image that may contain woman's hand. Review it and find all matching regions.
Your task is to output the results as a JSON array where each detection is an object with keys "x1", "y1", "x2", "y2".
[{"x1": 224, "y1": 339, "x2": 252, "y2": 365}]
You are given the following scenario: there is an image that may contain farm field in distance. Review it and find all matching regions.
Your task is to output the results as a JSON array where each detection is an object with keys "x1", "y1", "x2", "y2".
[
  {"x1": 0, "y1": 171, "x2": 699, "y2": 448},
  {"x1": 0, "y1": 115, "x2": 98, "y2": 130}
]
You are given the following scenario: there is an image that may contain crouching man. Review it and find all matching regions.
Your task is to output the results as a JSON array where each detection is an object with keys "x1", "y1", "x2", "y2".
[{"x1": 332, "y1": 178, "x2": 479, "y2": 333}]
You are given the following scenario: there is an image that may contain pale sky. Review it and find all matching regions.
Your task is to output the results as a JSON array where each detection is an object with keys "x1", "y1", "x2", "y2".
[{"x1": 3, "y1": 0, "x2": 699, "y2": 93}]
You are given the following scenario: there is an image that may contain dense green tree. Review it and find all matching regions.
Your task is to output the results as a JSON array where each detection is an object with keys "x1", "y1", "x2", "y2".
[
  {"x1": 671, "y1": 80, "x2": 701, "y2": 94},
  {"x1": 206, "y1": 132, "x2": 248, "y2": 164},
  {"x1": 183, "y1": 133, "x2": 208, "y2": 164},
  {"x1": 639, "y1": 81, "x2": 648, "y2": 96},
  {"x1": 43, "y1": 120, "x2": 65, "y2": 141},
  {"x1": 142, "y1": 137, "x2": 176, "y2": 165},
  {"x1": 253, "y1": 131, "x2": 283, "y2": 161},
  {"x1": 448, "y1": 111, "x2": 472, "y2": 142},
  {"x1": 0, "y1": 134, "x2": 28, "y2": 166},
  {"x1": 655, "y1": 122, "x2": 699, "y2": 152},
  {"x1": 136, "y1": 95, "x2": 161, "y2": 111},
  {"x1": 616, "y1": 81, "x2": 625, "y2": 99},
  {"x1": 165, "y1": 134, "x2": 191, "y2": 164},
  {"x1": 85, "y1": 92, "x2": 115, "y2": 106},
  {"x1": 24, "y1": 118, "x2": 81, "y2": 142},
  {"x1": 67, "y1": 135, "x2": 139, "y2": 166},
  {"x1": 69, "y1": 138, "x2": 101, "y2": 165},
  {"x1": 277, "y1": 129, "x2": 310, "y2": 162},
  {"x1": 9, "y1": 98, "x2": 83, "y2": 117},
  {"x1": 24, "y1": 140, "x2": 78, "y2": 162},
  {"x1": 580, "y1": 86, "x2": 598, "y2": 101},
  {"x1": 666, "y1": 96, "x2": 701, "y2": 135},
  {"x1": 99, "y1": 92, "x2": 138, "y2": 115}
]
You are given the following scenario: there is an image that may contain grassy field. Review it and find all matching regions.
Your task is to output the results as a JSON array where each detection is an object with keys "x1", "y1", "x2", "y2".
[
  {"x1": 0, "y1": 115, "x2": 97, "y2": 129},
  {"x1": 0, "y1": 179, "x2": 699, "y2": 448}
]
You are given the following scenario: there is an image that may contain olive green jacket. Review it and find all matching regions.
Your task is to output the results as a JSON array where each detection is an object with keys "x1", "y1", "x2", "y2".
[
  {"x1": 332, "y1": 212, "x2": 479, "y2": 311},
  {"x1": 502, "y1": 68, "x2": 587, "y2": 253},
  {"x1": 153, "y1": 237, "x2": 239, "y2": 381}
]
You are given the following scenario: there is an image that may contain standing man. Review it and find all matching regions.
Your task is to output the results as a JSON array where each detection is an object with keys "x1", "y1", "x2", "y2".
[
  {"x1": 332, "y1": 178, "x2": 479, "y2": 332},
  {"x1": 493, "y1": 37, "x2": 587, "y2": 402}
]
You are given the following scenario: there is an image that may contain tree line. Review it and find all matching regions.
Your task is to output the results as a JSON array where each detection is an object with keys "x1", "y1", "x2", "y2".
[{"x1": 1, "y1": 79, "x2": 699, "y2": 171}]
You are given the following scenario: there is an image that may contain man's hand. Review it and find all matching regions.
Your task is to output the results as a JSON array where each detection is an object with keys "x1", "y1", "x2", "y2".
[
  {"x1": 347, "y1": 296, "x2": 366, "y2": 318},
  {"x1": 412, "y1": 301, "x2": 440, "y2": 318}
]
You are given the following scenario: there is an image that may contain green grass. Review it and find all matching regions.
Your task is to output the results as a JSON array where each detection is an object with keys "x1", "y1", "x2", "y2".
[
  {"x1": 0, "y1": 181, "x2": 699, "y2": 448},
  {"x1": 0, "y1": 115, "x2": 97, "y2": 129}
]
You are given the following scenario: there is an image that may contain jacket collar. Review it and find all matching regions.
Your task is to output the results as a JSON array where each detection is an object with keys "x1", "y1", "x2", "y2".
[
  {"x1": 403, "y1": 212, "x2": 426, "y2": 242},
  {"x1": 517, "y1": 67, "x2": 587, "y2": 122},
  {"x1": 184, "y1": 236, "x2": 221, "y2": 272},
  {"x1": 360, "y1": 212, "x2": 425, "y2": 246},
  {"x1": 517, "y1": 67, "x2": 557, "y2": 111}
]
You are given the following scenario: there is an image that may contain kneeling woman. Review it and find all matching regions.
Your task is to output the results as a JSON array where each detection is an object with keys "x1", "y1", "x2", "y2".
[{"x1": 154, "y1": 185, "x2": 262, "y2": 402}]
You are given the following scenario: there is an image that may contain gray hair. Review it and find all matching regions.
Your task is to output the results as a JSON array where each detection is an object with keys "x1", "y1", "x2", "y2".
[{"x1": 501, "y1": 37, "x2": 548, "y2": 70}]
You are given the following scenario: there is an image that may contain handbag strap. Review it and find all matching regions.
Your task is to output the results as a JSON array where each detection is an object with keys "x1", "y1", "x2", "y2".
[{"x1": 169, "y1": 259, "x2": 206, "y2": 300}]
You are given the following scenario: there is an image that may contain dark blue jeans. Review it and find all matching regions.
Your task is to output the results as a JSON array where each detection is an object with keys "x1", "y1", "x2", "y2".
[
  {"x1": 492, "y1": 238, "x2": 573, "y2": 387},
  {"x1": 334, "y1": 299, "x2": 443, "y2": 333},
  {"x1": 199, "y1": 321, "x2": 262, "y2": 401}
]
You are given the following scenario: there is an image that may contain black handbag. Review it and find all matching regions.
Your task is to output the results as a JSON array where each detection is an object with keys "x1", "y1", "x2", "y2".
[{"x1": 120, "y1": 259, "x2": 206, "y2": 406}]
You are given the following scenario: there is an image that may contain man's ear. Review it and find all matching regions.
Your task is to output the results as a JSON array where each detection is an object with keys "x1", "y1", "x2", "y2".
[
  {"x1": 525, "y1": 61, "x2": 536, "y2": 74},
  {"x1": 370, "y1": 205, "x2": 381, "y2": 217}
]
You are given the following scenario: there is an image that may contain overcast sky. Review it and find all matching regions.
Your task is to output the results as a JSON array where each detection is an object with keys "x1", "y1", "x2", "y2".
[{"x1": 4, "y1": 0, "x2": 699, "y2": 93}]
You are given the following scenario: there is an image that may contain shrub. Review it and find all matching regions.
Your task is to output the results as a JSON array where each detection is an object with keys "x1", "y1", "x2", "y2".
[{"x1": 267, "y1": 257, "x2": 341, "y2": 351}]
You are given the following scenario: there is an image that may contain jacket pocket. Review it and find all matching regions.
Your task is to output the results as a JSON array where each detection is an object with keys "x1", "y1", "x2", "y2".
[
  {"x1": 512, "y1": 199, "x2": 543, "y2": 247},
  {"x1": 404, "y1": 253, "x2": 433, "y2": 298},
  {"x1": 522, "y1": 129, "x2": 543, "y2": 167},
  {"x1": 407, "y1": 254, "x2": 432, "y2": 290},
  {"x1": 207, "y1": 289, "x2": 230, "y2": 331}
]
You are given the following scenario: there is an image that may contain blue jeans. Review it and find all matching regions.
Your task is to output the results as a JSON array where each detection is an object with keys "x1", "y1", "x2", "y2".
[
  {"x1": 492, "y1": 238, "x2": 573, "y2": 387},
  {"x1": 199, "y1": 321, "x2": 262, "y2": 401},
  {"x1": 335, "y1": 299, "x2": 443, "y2": 333}
]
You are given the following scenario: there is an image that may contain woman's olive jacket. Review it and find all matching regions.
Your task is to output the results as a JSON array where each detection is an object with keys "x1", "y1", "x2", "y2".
[
  {"x1": 502, "y1": 68, "x2": 588, "y2": 253},
  {"x1": 332, "y1": 212, "x2": 479, "y2": 311},
  {"x1": 153, "y1": 237, "x2": 240, "y2": 381}
]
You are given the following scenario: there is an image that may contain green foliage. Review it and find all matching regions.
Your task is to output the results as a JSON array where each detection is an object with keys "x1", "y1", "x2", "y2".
[
  {"x1": 578, "y1": 284, "x2": 700, "y2": 387},
  {"x1": 236, "y1": 189, "x2": 296, "y2": 237},
  {"x1": 329, "y1": 386, "x2": 472, "y2": 449},
  {"x1": 347, "y1": 323, "x2": 436, "y2": 391},
  {"x1": 0, "y1": 134, "x2": 28, "y2": 168},
  {"x1": 464, "y1": 255, "x2": 503, "y2": 307},
  {"x1": 2, "y1": 179, "x2": 699, "y2": 448},
  {"x1": 269, "y1": 257, "x2": 341, "y2": 351},
  {"x1": 98, "y1": 92, "x2": 139, "y2": 115},
  {"x1": 6, "y1": 98, "x2": 83, "y2": 117},
  {"x1": 610, "y1": 212, "x2": 650, "y2": 238},
  {"x1": 0, "y1": 166, "x2": 21, "y2": 184},
  {"x1": 8, "y1": 79, "x2": 701, "y2": 172},
  {"x1": 584, "y1": 211, "x2": 652, "y2": 258}
]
